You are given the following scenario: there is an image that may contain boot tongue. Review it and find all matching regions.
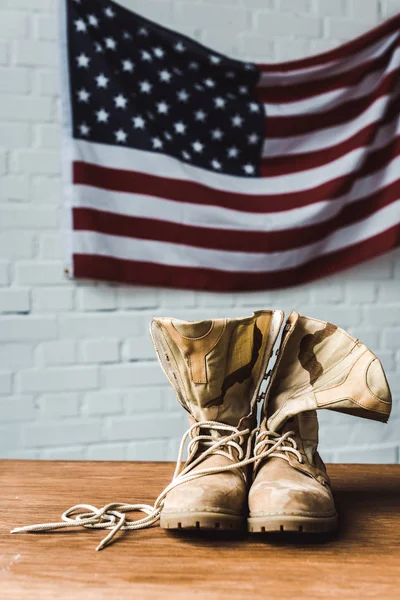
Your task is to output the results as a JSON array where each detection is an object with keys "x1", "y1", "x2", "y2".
[{"x1": 151, "y1": 311, "x2": 282, "y2": 428}]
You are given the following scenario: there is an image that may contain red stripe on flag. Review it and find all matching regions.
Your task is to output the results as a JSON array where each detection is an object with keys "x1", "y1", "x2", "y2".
[
  {"x1": 72, "y1": 179, "x2": 400, "y2": 253},
  {"x1": 73, "y1": 225, "x2": 400, "y2": 291}
]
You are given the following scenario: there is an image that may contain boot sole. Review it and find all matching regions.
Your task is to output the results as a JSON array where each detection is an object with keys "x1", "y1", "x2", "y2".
[
  {"x1": 248, "y1": 513, "x2": 338, "y2": 533},
  {"x1": 160, "y1": 511, "x2": 246, "y2": 531}
]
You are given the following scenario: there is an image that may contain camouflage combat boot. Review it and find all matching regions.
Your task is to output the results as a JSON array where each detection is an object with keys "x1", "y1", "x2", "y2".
[
  {"x1": 151, "y1": 309, "x2": 283, "y2": 531},
  {"x1": 248, "y1": 311, "x2": 392, "y2": 533}
]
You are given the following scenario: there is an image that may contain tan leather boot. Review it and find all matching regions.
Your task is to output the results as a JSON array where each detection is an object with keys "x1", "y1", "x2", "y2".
[
  {"x1": 248, "y1": 311, "x2": 392, "y2": 533},
  {"x1": 151, "y1": 309, "x2": 283, "y2": 531}
]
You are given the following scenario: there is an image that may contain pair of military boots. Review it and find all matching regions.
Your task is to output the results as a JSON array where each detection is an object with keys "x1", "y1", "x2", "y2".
[
  {"x1": 12, "y1": 309, "x2": 392, "y2": 550},
  {"x1": 152, "y1": 309, "x2": 391, "y2": 535}
]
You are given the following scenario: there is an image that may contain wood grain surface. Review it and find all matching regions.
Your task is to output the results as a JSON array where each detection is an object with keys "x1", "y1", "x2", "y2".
[{"x1": 1, "y1": 460, "x2": 399, "y2": 599}]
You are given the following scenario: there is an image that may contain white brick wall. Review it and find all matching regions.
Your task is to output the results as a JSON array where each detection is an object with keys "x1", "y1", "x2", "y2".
[{"x1": 0, "y1": 0, "x2": 399, "y2": 464}]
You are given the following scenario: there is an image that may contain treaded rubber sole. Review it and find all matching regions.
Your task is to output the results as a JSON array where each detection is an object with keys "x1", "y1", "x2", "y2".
[
  {"x1": 160, "y1": 511, "x2": 246, "y2": 531},
  {"x1": 248, "y1": 513, "x2": 338, "y2": 533}
]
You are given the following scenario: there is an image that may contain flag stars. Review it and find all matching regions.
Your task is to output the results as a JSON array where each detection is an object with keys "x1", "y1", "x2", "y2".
[
  {"x1": 248, "y1": 133, "x2": 259, "y2": 145},
  {"x1": 139, "y1": 80, "x2": 152, "y2": 93},
  {"x1": 164, "y1": 132, "x2": 173, "y2": 141},
  {"x1": 77, "y1": 88, "x2": 90, "y2": 103},
  {"x1": 211, "y1": 128, "x2": 224, "y2": 140},
  {"x1": 132, "y1": 115, "x2": 146, "y2": 129},
  {"x1": 141, "y1": 50, "x2": 152, "y2": 62},
  {"x1": 182, "y1": 150, "x2": 191, "y2": 161},
  {"x1": 174, "y1": 41, "x2": 186, "y2": 52},
  {"x1": 174, "y1": 121, "x2": 186, "y2": 134},
  {"x1": 204, "y1": 78, "x2": 215, "y2": 88},
  {"x1": 214, "y1": 97, "x2": 226, "y2": 109},
  {"x1": 227, "y1": 146, "x2": 239, "y2": 158},
  {"x1": 153, "y1": 47, "x2": 164, "y2": 58},
  {"x1": 94, "y1": 42, "x2": 103, "y2": 53},
  {"x1": 194, "y1": 110, "x2": 207, "y2": 121},
  {"x1": 104, "y1": 7, "x2": 115, "y2": 18},
  {"x1": 74, "y1": 19, "x2": 87, "y2": 32},
  {"x1": 114, "y1": 94, "x2": 128, "y2": 109},
  {"x1": 79, "y1": 122, "x2": 90, "y2": 136},
  {"x1": 232, "y1": 114, "x2": 243, "y2": 127},
  {"x1": 76, "y1": 53, "x2": 90, "y2": 68},
  {"x1": 104, "y1": 37, "x2": 117, "y2": 50},
  {"x1": 157, "y1": 101, "x2": 169, "y2": 114},
  {"x1": 138, "y1": 27, "x2": 149, "y2": 36},
  {"x1": 96, "y1": 108, "x2": 109, "y2": 123},
  {"x1": 152, "y1": 137, "x2": 163, "y2": 149},
  {"x1": 159, "y1": 69, "x2": 172, "y2": 83},
  {"x1": 189, "y1": 61, "x2": 199, "y2": 70},
  {"x1": 115, "y1": 129, "x2": 127, "y2": 143},
  {"x1": 243, "y1": 164, "x2": 255, "y2": 175},
  {"x1": 96, "y1": 73, "x2": 109, "y2": 88},
  {"x1": 211, "y1": 159, "x2": 222, "y2": 170},
  {"x1": 209, "y1": 55, "x2": 221, "y2": 64},
  {"x1": 122, "y1": 59, "x2": 134, "y2": 72},
  {"x1": 249, "y1": 102, "x2": 260, "y2": 113},
  {"x1": 238, "y1": 85, "x2": 248, "y2": 95},
  {"x1": 87, "y1": 14, "x2": 99, "y2": 27},
  {"x1": 177, "y1": 89, "x2": 189, "y2": 102},
  {"x1": 192, "y1": 140, "x2": 204, "y2": 153}
]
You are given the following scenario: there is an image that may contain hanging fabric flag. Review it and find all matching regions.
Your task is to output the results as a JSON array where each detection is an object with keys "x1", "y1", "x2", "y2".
[{"x1": 60, "y1": 0, "x2": 400, "y2": 291}]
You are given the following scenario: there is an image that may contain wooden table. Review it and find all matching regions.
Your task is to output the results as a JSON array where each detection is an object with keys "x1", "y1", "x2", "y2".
[{"x1": 1, "y1": 461, "x2": 399, "y2": 599}]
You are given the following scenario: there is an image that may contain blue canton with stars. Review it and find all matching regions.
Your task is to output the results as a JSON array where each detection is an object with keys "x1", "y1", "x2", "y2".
[{"x1": 67, "y1": 0, "x2": 264, "y2": 177}]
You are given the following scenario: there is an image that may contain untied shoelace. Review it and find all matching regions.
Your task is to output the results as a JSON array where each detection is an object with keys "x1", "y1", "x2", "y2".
[{"x1": 11, "y1": 421, "x2": 302, "y2": 551}]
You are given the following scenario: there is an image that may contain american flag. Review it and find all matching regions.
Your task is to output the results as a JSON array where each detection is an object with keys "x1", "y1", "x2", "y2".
[{"x1": 60, "y1": 0, "x2": 400, "y2": 291}]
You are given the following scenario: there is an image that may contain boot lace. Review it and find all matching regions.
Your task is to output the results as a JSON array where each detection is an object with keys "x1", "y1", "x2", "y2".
[
  {"x1": 11, "y1": 422, "x2": 297, "y2": 551},
  {"x1": 254, "y1": 429, "x2": 303, "y2": 464}
]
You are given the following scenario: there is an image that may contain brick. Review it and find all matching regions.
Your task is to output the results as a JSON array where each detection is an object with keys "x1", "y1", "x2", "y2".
[
  {"x1": 88, "y1": 444, "x2": 126, "y2": 460},
  {"x1": 0, "y1": 231, "x2": 33, "y2": 259},
  {"x1": 106, "y1": 413, "x2": 186, "y2": 441},
  {"x1": 0, "y1": 40, "x2": 8, "y2": 64},
  {"x1": 315, "y1": 0, "x2": 349, "y2": 16},
  {"x1": 176, "y1": 3, "x2": 248, "y2": 28},
  {"x1": 18, "y1": 366, "x2": 99, "y2": 393},
  {"x1": 0, "y1": 176, "x2": 29, "y2": 200},
  {"x1": 36, "y1": 340, "x2": 76, "y2": 365},
  {"x1": 0, "y1": 395, "x2": 35, "y2": 421},
  {"x1": 122, "y1": 388, "x2": 165, "y2": 413},
  {"x1": 37, "y1": 393, "x2": 80, "y2": 418},
  {"x1": 382, "y1": 328, "x2": 400, "y2": 349},
  {"x1": 38, "y1": 233, "x2": 64, "y2": 258},
  {"x1": 122, "y1": 336, "x2": 155, "y2": 360},
  {"x1": 0, "y1": 315, "x2": 56, "y2": 341},
  {"x1": 0, "y1": 68, "x2": 29, "y2": 93},
  {"x1": 34, "y1": 14, "x2": 57, "y2": 40},
  {"x1": 346, "y1": 282, "x2": 377, "y2": 303},
  {"x1": 60, "y1": 313, "x2": 144, "y2": 339},
  {"x1": 0, "y1": 11, "x2": 27, "y2": 38},
  {"x1": 82, "y1": 391, "x2": 123, "y2": 415},
  {"x1": 311, "y1": 283, "x2": 345, "y2": 303},
  {"x1": 23, "y1": 420, "x2": 103, "y2": 447},
  {"x1": 0, "y1": 370, "x2": 12, "y2": 394},
  {"x1": 0, "y1": 0, "x2": 55, "y2": 8},
  {"x1": 254, "y1": 12, "x2": 322, "y2": 38},
  {"x1": 0, "y1": 149, "x2": 6, "y2": 174},
  {"x1": 125, "y1": 440, "x2": 167, "y2": 461},
  {"x1": 0, "y1": 95, "x2": 53, "y2": 121},
  {"x1": 76, "y1": 286, "x2": 117, "y2": 311},
  {"x1": 15, "y1": 41, "x2": 58, "y2": 67},
  {"x1": 0, "y1": 260, "x2": 9, "y2": 285},
  {"x1": 160, "y1": 289, "x2": 197, "y2": 308},
  {"x1": 0, "y1": 343, "x2": 33, "y2": 368},
  {"x1": 378, "y1": 281, "x2": 400, "y2": 302},
  {"x1": 347, "y1": 327, "x2": 380, "y2": 350},
  {"x1": 101, "y1": 363, "x2": 166, "y2": 388},
  {"x1": 41, "y1": 446, "x2": 87, "y2": 460},
  {"x1": 32, "y1": 287, "x2": 74, "y2": 311},
  {"x1": 35, "y1": 124, "x2": 60, "y2": 148},
  {"x1": 125, "y1": 0, "x2": 173, "y2": 22},
  {"x1": 300, "y1": 305, "x2": 361, "y2": 327},
  {"x1": 197, "y1": 291, "x2": 235, "y2": 308},
  {"x1": 364, "y1": 306, "x2": 399, "y2": 326},
  {"x1": 0, "y1": 425, "x2": 22, "y2": 451},
  {"x1": 279, "y1": 0, "x2": 312, "y2": 13},
  {"x1": 326, "y1": 18, "x2": 376, "y2": 40},
  {"x1": 117, "y1": 287, "x2": 159, "y2": 309},
  {"x1": 349, "y1": 0, "x2": 380, "y2": 21},
  {"x1": 1, "y1": 206, "x2": 57, "y2": 229},
  {"x1": 384, "y1": 0, "x2": 400, "y2": 17},
  {"x1": 275, "y1": 38, "x2": 312, "y2": 61},
  {"x1": 335, "y1": 445, "x2": 398, "y2": 464},
  {"x1": 0, "y1": 288, "x2": 30, "y2": 313},
  {"x1": 310, "y1": 39, "x2": 343, "y2": 54},
  {"x1": 80, "y1": 338, "x2": 120, "y2": 363},
  {"x1": 15, "y1": 150, "x2": 60, "y2": 175},
  {"x1": 31, "y1": 177, "x2": 62, "y2": 203},
  {"x1": 36, "y1": 69, "x2": 58, "y2": 95},
  {"x1": 16, "y1": 261, "x2": 67, "y2": 285}
]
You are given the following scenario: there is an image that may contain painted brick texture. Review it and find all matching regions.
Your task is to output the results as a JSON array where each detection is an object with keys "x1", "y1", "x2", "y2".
[{"x1": 0, "y1": 0, "x2": 399, "y2": 463}]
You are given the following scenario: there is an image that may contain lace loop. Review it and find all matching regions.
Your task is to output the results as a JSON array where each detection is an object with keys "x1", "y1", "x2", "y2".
[{"x1": 11, "y1": 422, "x2": 300, "y2": 551}]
